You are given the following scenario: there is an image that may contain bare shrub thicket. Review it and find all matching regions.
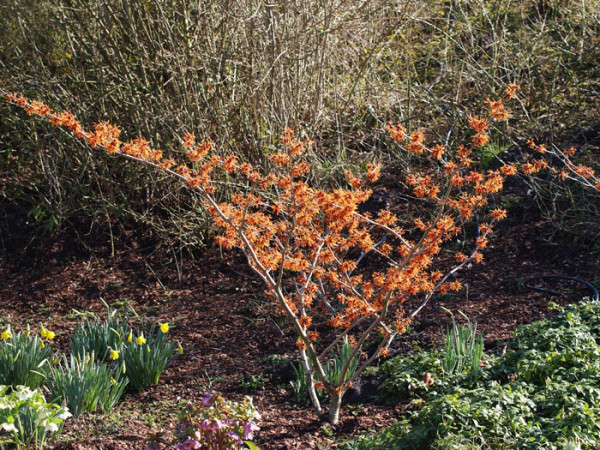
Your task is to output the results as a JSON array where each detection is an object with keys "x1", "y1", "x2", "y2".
[{"x1": 0, "y1": 0, "x2": 598, "y2": 246}]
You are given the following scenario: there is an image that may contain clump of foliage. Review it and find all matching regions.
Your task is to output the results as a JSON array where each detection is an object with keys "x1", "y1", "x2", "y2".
[
  {"x1": 69, "y1": 306, "x2": 175, "y2": 392},
  {"x1": 47, "y1": 352, "x2": 128, "y2": 418},
  {"x1": 378, "y1": 311, "x2": 486, "y2": 405},
  {"x1": 122, "y1": 323, "x2": 175, "y2": 392},
  {"x1": 441, "y1": 309, "x2": 484, "y2": 378},
  {"x1": 70, "y1": 307, "x2": 129, "y2": 361},
  {"x1": 379, "y1": 349, "x2": 449, "y2": 404},
  {"x1": 0, "y1": 326, "x2": 54, "y2": 389},
  {"x1": 146, "y1": 393, "x2": 260, "y2": 450},
  {"x1": 345, "y1": 299, "x2": 600, "y2": 449},
  {"x1": 290, "y1": 335, "x2": 361, "y2": 403},
  {"x1": 0, "y1": 385, "x2": 71, "y2": 449},
  {"x1": 0, "y1": 310, "x2": 175, "y2": 426}
]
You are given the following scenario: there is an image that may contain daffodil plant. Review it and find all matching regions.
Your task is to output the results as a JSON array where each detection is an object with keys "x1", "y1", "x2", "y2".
[
  {"x1": 122, "y1": 322, "x2": 175, "y2": 392},
  {"x1": 0, "y1": 326, "x2": 53, "y2": 389},
  {"x1": 47, "y1": 352, "x2": 128, "y2": 417}
]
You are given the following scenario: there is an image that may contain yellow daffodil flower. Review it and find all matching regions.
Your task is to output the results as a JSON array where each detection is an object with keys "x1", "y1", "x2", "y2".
[
  {"x1": 136, "y1": 333, "x2": 146, "y2": 346},
  {"x1": 159, "y1": 322, "x2": 169, "y2": 334},
  {"x1": 40, "y1": 325, "x2": 48, "y2": 339},
  {"x1": 177, "y1": 342, "x2": 184, "y2": 355},
  {"x1": 45, "y1": 330, "x2": 55, "y2": 340},
  {"x1": 40, "y1": 340, "x2": 45, "y2": 349},
  {"x1": 109, "y1": 349, "x2": 120, "y2": 360},
  {"x1": 127, "y1": 331, "x2": 133, "y2": 343},
  {"x1": 1, "y1": 326, "x2": 11, "y2": 340}
]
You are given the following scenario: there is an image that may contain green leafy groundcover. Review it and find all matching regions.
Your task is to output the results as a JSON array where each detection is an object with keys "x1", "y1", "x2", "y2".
[{"x1": 344, "y1": 299, "x2": 600, "y2": 449}]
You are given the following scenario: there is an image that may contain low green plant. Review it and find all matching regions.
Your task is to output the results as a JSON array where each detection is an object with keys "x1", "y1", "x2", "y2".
[
  {"x1": 496, "y1": 300, "x2": 600, "y2": 385},
  {"x1": 0, "y1": 328, "x2": 52, "y2": 389},
  {"x1": 478, "y1": 139, "x2": 508, "y2": 170},
  {"x1": 238, "y1": 374, "x2": 267, "y2": 394},
  {"x1": 378, "y1": 350, "x2": 446, "y2": 403},
  {"x1": 291, "y1": 336, "x2": 361, "y2": 404},
  {"x1": 0, "y1": 385, "x2": 71, "y2": 449},
  {"x1": 70, "y1": 308, "x2": 129, "y2": 361},
  {"x1": 289, "y1": 361, "x2": 310, "y2": 404},
  {"x1": 47, "y1": 352, "x2": 128, "y2": 417},
  {"x1": 122, "y1": 324, "x2": 174, "y2": 392},
  {"x1": 441, "y1": 309, "x2": 484, "y2": 378},
  {"x1": 263, "y1": 354, "x2": 289, "y2": 366},
  {"x1": 323, "y1": 336, "x2": 360, "y2": 387},
  {"x1": 346, "y1": 299, "x2": 600, "y2": 449}
]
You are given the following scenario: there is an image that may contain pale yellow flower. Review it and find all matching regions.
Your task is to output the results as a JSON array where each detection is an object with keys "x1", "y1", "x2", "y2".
[
  {"x1": 159, "y1": 322, "x2": 169, "y2": 334},
  {"x1": 1, "y1": 326, "x2": 12, "y2": 340},
  {"x1": 136, "y1": 333, "x2": 146, "y2": 346}
]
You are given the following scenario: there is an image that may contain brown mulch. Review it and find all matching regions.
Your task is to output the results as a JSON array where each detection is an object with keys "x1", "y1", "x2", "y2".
[{"x1": 0, "y1": 199, "x2": 598, "y2": 449}]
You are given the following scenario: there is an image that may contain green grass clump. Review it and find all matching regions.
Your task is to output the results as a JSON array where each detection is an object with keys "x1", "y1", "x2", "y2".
[
  {"x1": 122, "y1": 324, "x2": 174, "y2": 392},
  {"x1": 70, "y1": 308, "x2": 129, "y2": 362},
  {"x1": 47, "y1": 352, "x2": 128, "y2": 418},
  {"x1": 441, "y1": 310, "x2": 484, "y2": 378},
  {"x1": 344, "y1": 299, "x2": 600, "y2": 449}
]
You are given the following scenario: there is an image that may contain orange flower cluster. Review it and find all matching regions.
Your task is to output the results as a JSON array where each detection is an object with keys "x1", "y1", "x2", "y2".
[
  {"x1": 485, "y1": 99, "x2": 509, "y2": 121},
  {"x1": 468, "y1": 116, "x2": 490, "y2": 147},
  {"x1": 526, "y1": 139, "x2": 599, "y2": 191}
]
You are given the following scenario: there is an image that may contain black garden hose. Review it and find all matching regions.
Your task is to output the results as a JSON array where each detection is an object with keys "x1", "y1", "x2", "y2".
[{"x1": 525, "y1": 274, "x2": 599, "y2": 302}]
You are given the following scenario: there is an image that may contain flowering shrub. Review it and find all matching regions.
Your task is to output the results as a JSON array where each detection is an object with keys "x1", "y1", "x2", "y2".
[
  {"x1": 0, "y1": 385, "x2": 71, "y2": 449},
  {"x1": 147, "y1": 393, "x2": 260, "y2": 450},
  {"x1": 3, "y1": 86, "x2": 593, "y2": 423},
  {"x1": 523, "y1": 139, "x2": 600, "y2": 192},
  {"x1": 0, "y1": 325, "x2": 54, "y2": 389}
]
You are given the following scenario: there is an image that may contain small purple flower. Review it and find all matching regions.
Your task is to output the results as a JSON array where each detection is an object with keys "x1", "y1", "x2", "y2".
[
  {"x1": 201, "y1": 419, "x2": 211, "y2": 430},
  {"x1": 211, "y1": 419, "x2": 224, "y2": 431},
  {"x1": 202, "y1": 393, "x2": 214, "y2": 406},
  {"x1": 243, "y1": 421, "x2": 260, "y2": 440},
  {"x1": 227, "y1": 432, "x2": 242, "y2": 445},
  {"x1": 175, "y1": 439, "x2": 201, "y2": 450}
]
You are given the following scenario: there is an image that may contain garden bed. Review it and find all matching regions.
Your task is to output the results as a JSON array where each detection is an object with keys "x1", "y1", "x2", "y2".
[{"x1": 0, "y1": 198, "x2": 597, "y2": 449}]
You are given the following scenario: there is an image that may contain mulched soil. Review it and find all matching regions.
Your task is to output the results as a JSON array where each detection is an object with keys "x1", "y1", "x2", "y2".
[{"x1": 0, "y1": 193, "x2": 598, "y2": 449}]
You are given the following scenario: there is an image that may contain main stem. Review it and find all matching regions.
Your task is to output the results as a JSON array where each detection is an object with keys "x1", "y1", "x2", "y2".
[{"x1": 328, "y1": 390, "x2": 344, "y2": 425}]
